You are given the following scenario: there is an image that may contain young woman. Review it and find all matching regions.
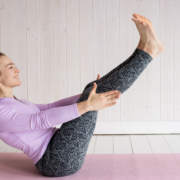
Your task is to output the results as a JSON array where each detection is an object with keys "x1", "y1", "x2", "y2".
[{"x1": 0, "y1": 14, "x2": 164, "y2": 177}]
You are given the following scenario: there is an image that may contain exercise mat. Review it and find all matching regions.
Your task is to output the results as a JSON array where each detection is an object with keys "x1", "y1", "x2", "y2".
[{"x1": 0, "y1": 153, "x2": 180, "y2": 180}]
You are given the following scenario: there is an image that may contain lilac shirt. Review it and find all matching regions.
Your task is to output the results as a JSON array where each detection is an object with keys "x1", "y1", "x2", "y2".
[{"x1": 0, "y1": 94, "x2": 80, "y2": 164}]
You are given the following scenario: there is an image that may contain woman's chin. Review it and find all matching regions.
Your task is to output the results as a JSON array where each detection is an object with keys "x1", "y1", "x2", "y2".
[{"x1": 14, "y1": 80, "x2": 22, "y2": 86}]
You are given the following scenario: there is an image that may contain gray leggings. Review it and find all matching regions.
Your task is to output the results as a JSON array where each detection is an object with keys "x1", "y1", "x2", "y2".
[{"x1": 35, "y1": 48, "x2": 153, "y2": 177}]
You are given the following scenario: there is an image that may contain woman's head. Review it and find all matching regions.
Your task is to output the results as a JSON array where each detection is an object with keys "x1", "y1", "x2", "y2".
[{"x1": 0, "y1": 52, "x2": 21, "y2": 97}]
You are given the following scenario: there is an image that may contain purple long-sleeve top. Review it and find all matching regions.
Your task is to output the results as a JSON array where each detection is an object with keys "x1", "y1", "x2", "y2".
[{"x1": 0, "y1": 94, "x2": 80, "y2": 164}]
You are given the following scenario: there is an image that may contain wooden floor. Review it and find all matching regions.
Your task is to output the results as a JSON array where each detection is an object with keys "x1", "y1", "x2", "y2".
[{"x1": 1, "y1": 134, "x2": 180, "y2": 154}]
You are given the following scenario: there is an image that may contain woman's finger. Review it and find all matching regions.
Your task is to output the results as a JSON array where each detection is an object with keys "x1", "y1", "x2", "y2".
[
  {"x1": 97, "y1": 74, "x2": 100, "y2": 80},
  {"x1": 103, "y1": 90, "x2": 121, "y2": 97}
]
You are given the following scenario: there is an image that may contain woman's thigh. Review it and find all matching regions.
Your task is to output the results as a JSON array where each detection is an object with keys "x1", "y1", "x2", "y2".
[
  {"x1": 42, "y1": 113, "x2": 98, "y2": 177},
  {"x1": 35, "y1": 85, "x2": 99, "y2": 177}
]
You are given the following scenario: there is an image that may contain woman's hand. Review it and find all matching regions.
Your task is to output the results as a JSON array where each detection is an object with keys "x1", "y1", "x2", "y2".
[
  {"x1": 86, "y1": 82, "x2": 121, "y2": 111},
  {"x1": 79, "y1": 74, "x2": 101, "y2": 98}
]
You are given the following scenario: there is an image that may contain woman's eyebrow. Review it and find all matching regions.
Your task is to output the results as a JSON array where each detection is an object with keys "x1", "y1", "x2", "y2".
[{"x1": 5, "y1": 63, "x2": 15, "y2": 67}]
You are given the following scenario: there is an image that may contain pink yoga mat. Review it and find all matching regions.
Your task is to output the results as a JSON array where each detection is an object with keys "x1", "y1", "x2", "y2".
[{"x1": 0, "y1": 153, "x2": 180, "y2": 180}]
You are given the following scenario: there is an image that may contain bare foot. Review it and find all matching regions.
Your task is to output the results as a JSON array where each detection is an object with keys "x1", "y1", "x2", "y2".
[{"x1": 132, "y1": 16, "x2": 164, "y2": 58}]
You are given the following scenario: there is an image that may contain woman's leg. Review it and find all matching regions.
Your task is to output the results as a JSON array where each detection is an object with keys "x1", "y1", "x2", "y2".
[
  {"x1": 35, "y1": 47, "x2": 153, "y2": 177},
  {"x1": 78, "y1": 48, "x2": 153, "y2": 105},
  {"x1": 81, "y1": 48, "x2": 139, "y2": 93},
  {"x1": 81, "y1": 37, "x2": 143, "y2": 93}
]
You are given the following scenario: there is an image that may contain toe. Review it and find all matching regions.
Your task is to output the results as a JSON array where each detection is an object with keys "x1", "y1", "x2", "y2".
[
  {"x1": 133, "y1": 13, "x2": 140, "y2": 19},
  {"x1": 132, "y1": 17, "x2": 138, "y2": 22},
  {"x1": 141, "y1": 16, "x2": 152, "y2": 25},
  {"x1": 142, "y1": 21, "x2": 146, "y2": 26}
]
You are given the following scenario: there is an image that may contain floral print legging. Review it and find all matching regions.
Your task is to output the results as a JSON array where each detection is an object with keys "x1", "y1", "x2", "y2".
[{"x1": 35, "y1": 48, "x2": 153, "y2": 177}]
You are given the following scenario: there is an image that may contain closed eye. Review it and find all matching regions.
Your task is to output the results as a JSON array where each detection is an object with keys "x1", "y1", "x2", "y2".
[{"x1": 9, "y1": 66, "x2": 17, "y2": 69}]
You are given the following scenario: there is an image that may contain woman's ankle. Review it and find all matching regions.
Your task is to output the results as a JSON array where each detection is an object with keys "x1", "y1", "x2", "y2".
[
  {"x1": 137, "y1": 39, "x2": 142, "y2": 49},
  {"x1": 139, "y1": 42, "x2": 156, "y2": 58}
]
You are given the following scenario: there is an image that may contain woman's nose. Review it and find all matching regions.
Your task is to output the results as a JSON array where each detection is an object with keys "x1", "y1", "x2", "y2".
[{"x1": 16, "y1": 68, "x2": 20, "y2": 72}]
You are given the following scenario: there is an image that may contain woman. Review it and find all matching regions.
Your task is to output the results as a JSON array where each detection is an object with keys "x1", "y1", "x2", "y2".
[{"x1": 0, "y1": 14, "x2": 164, "y2": 177}]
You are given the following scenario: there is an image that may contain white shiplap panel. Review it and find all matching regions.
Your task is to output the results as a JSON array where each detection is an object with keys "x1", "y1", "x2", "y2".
[
  {"x1": 114, "y1": 135, "x2": 133, "y2": 154},
  {"x1": 87, "y1": 135, "x2": 97, "y2": 154},
  {"x1": 16, "y1": 150, "x2": 23, "y2": 153},
  {"x1": 173, "y1": 0, "x2": 180, "y2": 121},
  {"x1": 106, "y1": 0, "x2": 120, "y2": 121},
  {"x1": 40, "y1": 0, "x2": 54, "y2": 103},
  {"x1": 146, "y1": 0, "x2": 160, "y2": 121},
  {"x1": 163, "y1": 135, "x2": 180, "y2": 153},
  {"x1": 0, "y1": 140, "x2": 6, "y2": 149},
  {"x1": 26, "y1": 0, "x2": 41, "y2": 103},
  {"x1": 0, "y1": 0, "x2": 13, "y2": 58},
  {"x1": 13, "y1": 0, "x2": 27, "y2": 99},
  {"x1": 130, "y1": 135, "x2": 152, "y2": 153},
  {"x1": 147, "y1": 135, "x2": 172, "y2": 153},
  {"x1": 133, "y1": 0, "x2": 147, "y2": 121},
  {"x1": 66, "y1": 0, "x2": 80, "y2": 96},
  {"x1": 79, "y1": 0, "x2": 94, "y2": 98},
  {"x1": 0, "y1": 0, "x2": 14, "y2": 94},
  {"x1": 120, "y1": 0, "x2": 134, "y2": 121},
  {"x1": 53, "y1": 0, "x2": 68, "y2": 106},
  {"x1": 93, "y1": 0, "x2": 107, "y2": 122},
  {"x1": 0, "y1": 143, "x2": 17, "y2": 152},
  {"x1": 160, "y1": 0, "x2": 173, "y2": 121},
  {"x1": 94, "y1": 121, "x2": 180, "y2": 134},
  {"x1": 4, "y1": 135, "x2": 180, "y2": 154},
  {"x1": 94, "y1": 135, "x2": 113, "y2": 154}
]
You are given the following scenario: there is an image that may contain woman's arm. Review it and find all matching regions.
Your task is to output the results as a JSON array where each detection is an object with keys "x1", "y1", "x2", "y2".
[
  {"x1": 33, "y1": 94, "x2": 80, "y2": 111},
  {"x1": 0, "y1": 103, "x2": 81, "y2": 132}
]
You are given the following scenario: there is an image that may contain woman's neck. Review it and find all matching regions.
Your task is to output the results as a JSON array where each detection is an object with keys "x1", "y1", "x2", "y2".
[{"x1": 0, "y1": 95, "x2": 16, "y2": 99}]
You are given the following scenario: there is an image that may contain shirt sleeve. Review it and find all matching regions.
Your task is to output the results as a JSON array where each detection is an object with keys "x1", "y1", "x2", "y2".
[
  {"x1": 0, "y1": 103, "x2": 80, "y2": 132},
  {"x1": 33, "y1": 94, "x2": 80, "y2": 111}
]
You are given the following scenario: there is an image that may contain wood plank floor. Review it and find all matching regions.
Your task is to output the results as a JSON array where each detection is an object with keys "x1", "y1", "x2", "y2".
[{"x1": 1, "y1": 135, "x2": 180, "y2": 154}]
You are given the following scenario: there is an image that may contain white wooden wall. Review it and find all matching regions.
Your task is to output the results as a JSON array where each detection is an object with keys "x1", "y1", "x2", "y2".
[{"x1": 0, "y1": 0, "x2": 180, "y2": 134}]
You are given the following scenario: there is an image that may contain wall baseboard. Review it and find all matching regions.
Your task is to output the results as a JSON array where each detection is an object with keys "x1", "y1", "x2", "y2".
[
  {"x1": 56, "y1": 121, "x2": 180, "y2": 134},
  {"x1": 92, "y1": 121, "x2": 180, "y2": 134}
]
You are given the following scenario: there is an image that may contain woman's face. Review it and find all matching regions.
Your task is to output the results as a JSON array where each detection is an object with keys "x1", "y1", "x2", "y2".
[{"x1": 0, "y1": 56, "x2": 21, "y2": 88}]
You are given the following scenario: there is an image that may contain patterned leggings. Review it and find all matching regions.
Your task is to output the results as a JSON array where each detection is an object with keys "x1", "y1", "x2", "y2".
[{"x1": 35, "y1": 48, "x2": 153, "y2": 177}]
